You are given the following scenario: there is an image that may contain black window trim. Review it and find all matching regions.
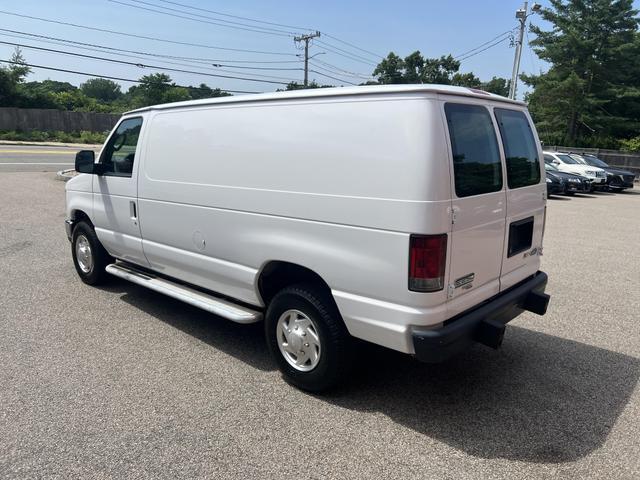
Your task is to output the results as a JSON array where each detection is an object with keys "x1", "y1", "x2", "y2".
[{"x1": 99, "y1": 115, "x2": 144, "y2": 178}]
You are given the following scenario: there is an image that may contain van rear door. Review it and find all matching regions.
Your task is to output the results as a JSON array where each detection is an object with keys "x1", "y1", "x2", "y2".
[
  {"x1": 493, "y1": 108, "x2": 545, "y2": 290},
  {"x1": 443, "y1": 102, "x2": 507, "y2": 317}
]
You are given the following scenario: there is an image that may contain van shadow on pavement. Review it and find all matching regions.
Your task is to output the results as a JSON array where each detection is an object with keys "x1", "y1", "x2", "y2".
[{"x1": 105, "y1": 280, "x2": 639, "y2": 465}]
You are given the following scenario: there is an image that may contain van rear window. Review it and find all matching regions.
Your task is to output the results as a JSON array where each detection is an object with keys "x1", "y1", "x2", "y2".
[
  {"x1": 494, "y1": 109, "x2": 541, "y2": 189},
  {"x1": 444, "y1": 103, "x2": 502, "y2": 198}
]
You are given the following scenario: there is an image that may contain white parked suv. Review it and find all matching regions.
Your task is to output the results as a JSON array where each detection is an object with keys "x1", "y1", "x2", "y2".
[
  {"x1": 543, "y1": 150, "x2": 607, "y2": 189},
  {"x1": 65, "y1": 85, "x2": 550, "y2": 391}
]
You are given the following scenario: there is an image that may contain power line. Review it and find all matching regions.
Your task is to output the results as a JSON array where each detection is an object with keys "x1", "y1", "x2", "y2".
[
  {"x1": 457, "y1": 35, "x2": 512, "y2": 62},
  {"x1": 0, "y1": 40, "x2": 292, "y2": 85},
  {"x1": 0, "y1": 32, "x2": 303, "y2": 82},
  {"x1": 322, "y1": 33, "x2": 383, "y2": 60},
  {"x1": 124, "y1": 0, "x2": 299, "y2": 36},
  {"x1": 312, "y1": 58, "x2": 374, "y2": 79},
  {"x1": 308, "y1": 63, "x2": 361, "y2": 84},
  {"x1": 309, "y1": 61, "x2": 370, "y2": 81},
  {"x1": 0, "y1": 10, "x2": 297, "y2": 56},
  {"x1": 152, "y1": 0, "x2": 315, "y2": 32},
  {"x1": 0, "y1": 28, "x2": 303, "y2": 67},
  {"x1": 315, "y1": 40, "x2": 378, "y2": 66},
  {"x1": 142, "y1": 0, "x2": 383, "y2": 63},
  {"x1": 454, "y1": 29, "x2": 516, "y2": 59},
  {"x1": 308, "y1": 70, "x2": 356, "y2": 86},
  {"x1": 316, "y1": 43, "x2": 379, "y2": 67},
  {"x1": 0, "y1": 59, "x2": 261, "y2": 94},
  {"x1": 108, "y1": 0, "x2": 295, "y2": 37}
]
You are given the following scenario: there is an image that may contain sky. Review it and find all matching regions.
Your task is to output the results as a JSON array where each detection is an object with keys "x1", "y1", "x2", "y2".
[{"x1": 0, "y1": 0, "x2": 635, "y2": 100}]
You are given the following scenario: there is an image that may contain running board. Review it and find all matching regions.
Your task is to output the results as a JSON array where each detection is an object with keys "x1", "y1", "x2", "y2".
[{"x1": 105, "y1": 263, "x2": 262, "y2": 324}]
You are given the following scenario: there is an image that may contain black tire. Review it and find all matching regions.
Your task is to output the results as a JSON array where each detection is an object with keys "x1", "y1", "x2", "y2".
[
  {"x1": 265, "y1": 283, "x2": 352, "y2": 392},
  {"x1": 71, "y1": 221, "x2": 113, "y2": 285}
]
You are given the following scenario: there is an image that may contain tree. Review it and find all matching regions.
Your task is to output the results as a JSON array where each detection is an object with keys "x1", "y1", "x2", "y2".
[
  {"x1": 281, "y1": 81, "x2": 332, "y2": 90},
  {"x1": 373, "y1": 52, "x2": 462, "y2": 84},
  {"x1": 8, "y1": 47, "x2": 30, "y2": 83},
  {"x1": 187, "y1": 83, "x2": 232, "y2": 99},
  {"x1": 524, "y1": 0, "x2": 640, "y2": 145},
  {"x1": 80, "y1": 78, "x2": 122, "y2": 102},
  {"x1": 451, "y1": 72, "x2": 482, "y2": 89},
  {"x1": 0, "y1": 47, "x2": 30, "y2": 106},
  {"x1": 481, "y1": 77, "x2": 510, "y2": 97},
  {"x1": 372, "y1": 52, "x2": 406, "y2": 84},
  {"x1": 128, "y1": 73, "x2": 173, "y2": 107}
]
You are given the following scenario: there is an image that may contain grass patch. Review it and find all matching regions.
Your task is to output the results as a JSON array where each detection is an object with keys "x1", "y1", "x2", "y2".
[{"x1": 0, "y1": 129, "x2": 107, "y2": 144}]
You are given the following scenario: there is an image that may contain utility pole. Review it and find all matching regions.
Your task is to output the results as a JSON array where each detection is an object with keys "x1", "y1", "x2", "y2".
[
  {"x1": 294, "y1": 31, "x2": 321, "y2": 87},
  {"x1": 509, "y1": 2, "x2": 541, "y2": 100}
]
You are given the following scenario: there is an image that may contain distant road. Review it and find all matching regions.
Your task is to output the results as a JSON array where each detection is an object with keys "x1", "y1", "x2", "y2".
[{"x1": 0, "y1": 145, "x2": 86, "y2": 172}]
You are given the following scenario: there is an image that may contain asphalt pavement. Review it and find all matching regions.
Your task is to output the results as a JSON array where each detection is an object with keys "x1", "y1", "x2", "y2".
[
  {"x1": 0, "y1": 144, "x2": 93, "y2": 172},
  {"x1": 0, "y1": 171, "x2": 639, "y2": 479}
]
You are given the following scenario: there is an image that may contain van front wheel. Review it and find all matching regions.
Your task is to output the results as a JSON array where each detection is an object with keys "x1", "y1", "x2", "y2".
[
  {"x1": 265, "y1": 284, "x2": 352, "y2": 392},
  {"x1": 71, "y1": 221, "x2": 112, "y2": 285}
]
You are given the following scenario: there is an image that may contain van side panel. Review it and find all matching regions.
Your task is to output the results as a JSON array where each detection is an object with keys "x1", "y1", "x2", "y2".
[{"x1": 136, "y1": 96, "x2": 453, "y2": 353}]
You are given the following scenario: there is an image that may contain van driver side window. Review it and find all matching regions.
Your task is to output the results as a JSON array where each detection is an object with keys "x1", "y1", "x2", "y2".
[
  {"x1": 100, "y1": 117, "x2": 143, "y2": 177},
  {"x1": 444, "y1": 103, "x2": 503, "y2": 198}
]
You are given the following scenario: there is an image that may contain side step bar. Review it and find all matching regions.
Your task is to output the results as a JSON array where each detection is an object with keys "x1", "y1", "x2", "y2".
[{"x1": 105, "y1": 263, "x2": 262, "y2": 324}]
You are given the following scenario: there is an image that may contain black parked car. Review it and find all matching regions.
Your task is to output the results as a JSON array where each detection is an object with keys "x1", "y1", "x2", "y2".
[
  {"x1": 570, "y1": 153, "x2": 636, "y2": 191},
  {"x1": 545, "y1": 170, "x2": 563, "y2": 195},
  {"x1": 545, "y1": 163, "x2": 590, "y2": 195}
]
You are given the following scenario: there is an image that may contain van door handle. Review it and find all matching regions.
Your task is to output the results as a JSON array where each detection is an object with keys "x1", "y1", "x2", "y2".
[{"x1": 129, "y1": 200, "x2": 138, "y2": 224}]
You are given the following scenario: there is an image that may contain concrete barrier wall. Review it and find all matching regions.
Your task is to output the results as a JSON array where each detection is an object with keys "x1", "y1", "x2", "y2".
[
  {"x1": 0, "y1": 108, "x2": 121, "y2": 133},
  {"x1": 548, "y1": 145, "x2": 640, "y2": 178}
]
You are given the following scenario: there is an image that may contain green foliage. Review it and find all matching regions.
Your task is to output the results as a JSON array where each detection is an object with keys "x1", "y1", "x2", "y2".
[
  {"x1": 373, "y1": 51, "x2": 462, "y2": 84},
  {"x1": 80, "y1": 78, "x2": 122, "y2": 102},
  {"x1": 0, "y1": 129, "x2": 107, "y2": 144},
  {"x1": 282, "y1": 81, "x2": 332, "y2": 91},
  {"x1": 0, "y1": 50, "x2": 236, "y2": 117},
  {"x1": 524, "y1": 0, "x2": 640, "y2": 146},
  {"x1": 620, "y1": 135, "x2": 640, "y2": 152},
  {"x1": 8, "y1": 47, "x2": 31, "y2": 83},
  {"x1": 372, "y1": 51, "x2": 511, "y2": 96}
]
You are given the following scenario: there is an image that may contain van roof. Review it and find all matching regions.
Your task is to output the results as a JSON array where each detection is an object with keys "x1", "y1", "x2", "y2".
[{"x1": 125, "y1": 84, "x2": 525, "y2": 115}]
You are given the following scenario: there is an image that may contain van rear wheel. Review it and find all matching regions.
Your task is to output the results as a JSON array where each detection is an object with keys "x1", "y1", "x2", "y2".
[
  {"x1": 71, "y1": 221, "x2": 112, "y2": 285},
  {"x1": 265, "y1": 284, "x2": 352, "y2": 392}
]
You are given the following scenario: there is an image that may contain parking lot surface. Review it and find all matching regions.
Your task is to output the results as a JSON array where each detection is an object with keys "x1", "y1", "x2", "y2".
[
  {"x1": 1, "y1": 172, "x2": 639, "y2": 479},
  {"x1": 0, "y1": 145, "x2": 87, "y2": 173}
]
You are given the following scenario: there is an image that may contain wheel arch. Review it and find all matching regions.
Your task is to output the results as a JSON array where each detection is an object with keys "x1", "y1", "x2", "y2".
[
  {"x1": 70, "y1": 209, "x2": 94, "y2": 228},
  {"x1": 257, "y1": 260, "x2": 335, "y2": 307}
]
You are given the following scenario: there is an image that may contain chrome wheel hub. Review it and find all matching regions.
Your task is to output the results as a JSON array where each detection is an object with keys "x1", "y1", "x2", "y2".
[
  {"x1": 75, "y1": 234, "x2": 93, "y2": 274},
  {"x1": 276, "y1": 309, "x2": 321, "y2": 372}
]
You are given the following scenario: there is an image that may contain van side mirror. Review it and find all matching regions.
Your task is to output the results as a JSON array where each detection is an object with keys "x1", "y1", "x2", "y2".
[{"x1": 75, "y1": 150, "x2": 96, "y2": 174}]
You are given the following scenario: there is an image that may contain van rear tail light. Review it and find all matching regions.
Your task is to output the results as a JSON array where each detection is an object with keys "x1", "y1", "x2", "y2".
[{"x1": 409, "y1": 234, "x2": 447, "y2": 292}]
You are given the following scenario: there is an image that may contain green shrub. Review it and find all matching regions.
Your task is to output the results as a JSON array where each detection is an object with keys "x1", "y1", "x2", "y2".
[
  {"x1": 620, "y1": 136, "x2": 640, "y2": 153},
  {"x1": 0, "y1": 129, "x2": 107, "y2": 144}
]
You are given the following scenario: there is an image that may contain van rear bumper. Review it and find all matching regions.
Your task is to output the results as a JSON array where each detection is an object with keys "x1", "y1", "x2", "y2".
[{"x1": 412, "y1": 271, "x2": 549, "y2": 363}]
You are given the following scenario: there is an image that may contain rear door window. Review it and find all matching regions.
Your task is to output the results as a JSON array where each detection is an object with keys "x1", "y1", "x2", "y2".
[
  {"x1": 494, "y1": 109, "x2": 540, "y2": 189},
  {"x1": 444, "y1": 103, "x2": 503, "y2": 198}
]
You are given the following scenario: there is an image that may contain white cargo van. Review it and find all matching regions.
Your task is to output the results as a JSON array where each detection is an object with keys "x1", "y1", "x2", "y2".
[{"x1": 65, "y1": 85, "x2": 550, "y2": 391}]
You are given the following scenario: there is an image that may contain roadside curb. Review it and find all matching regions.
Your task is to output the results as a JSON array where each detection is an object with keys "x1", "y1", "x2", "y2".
[
  {"x1": 56, "y1": 169, "x2": 76, "y2": 182},
  {"x1": 0, "y1": 140, "x2": 101, "y2": 149}
]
